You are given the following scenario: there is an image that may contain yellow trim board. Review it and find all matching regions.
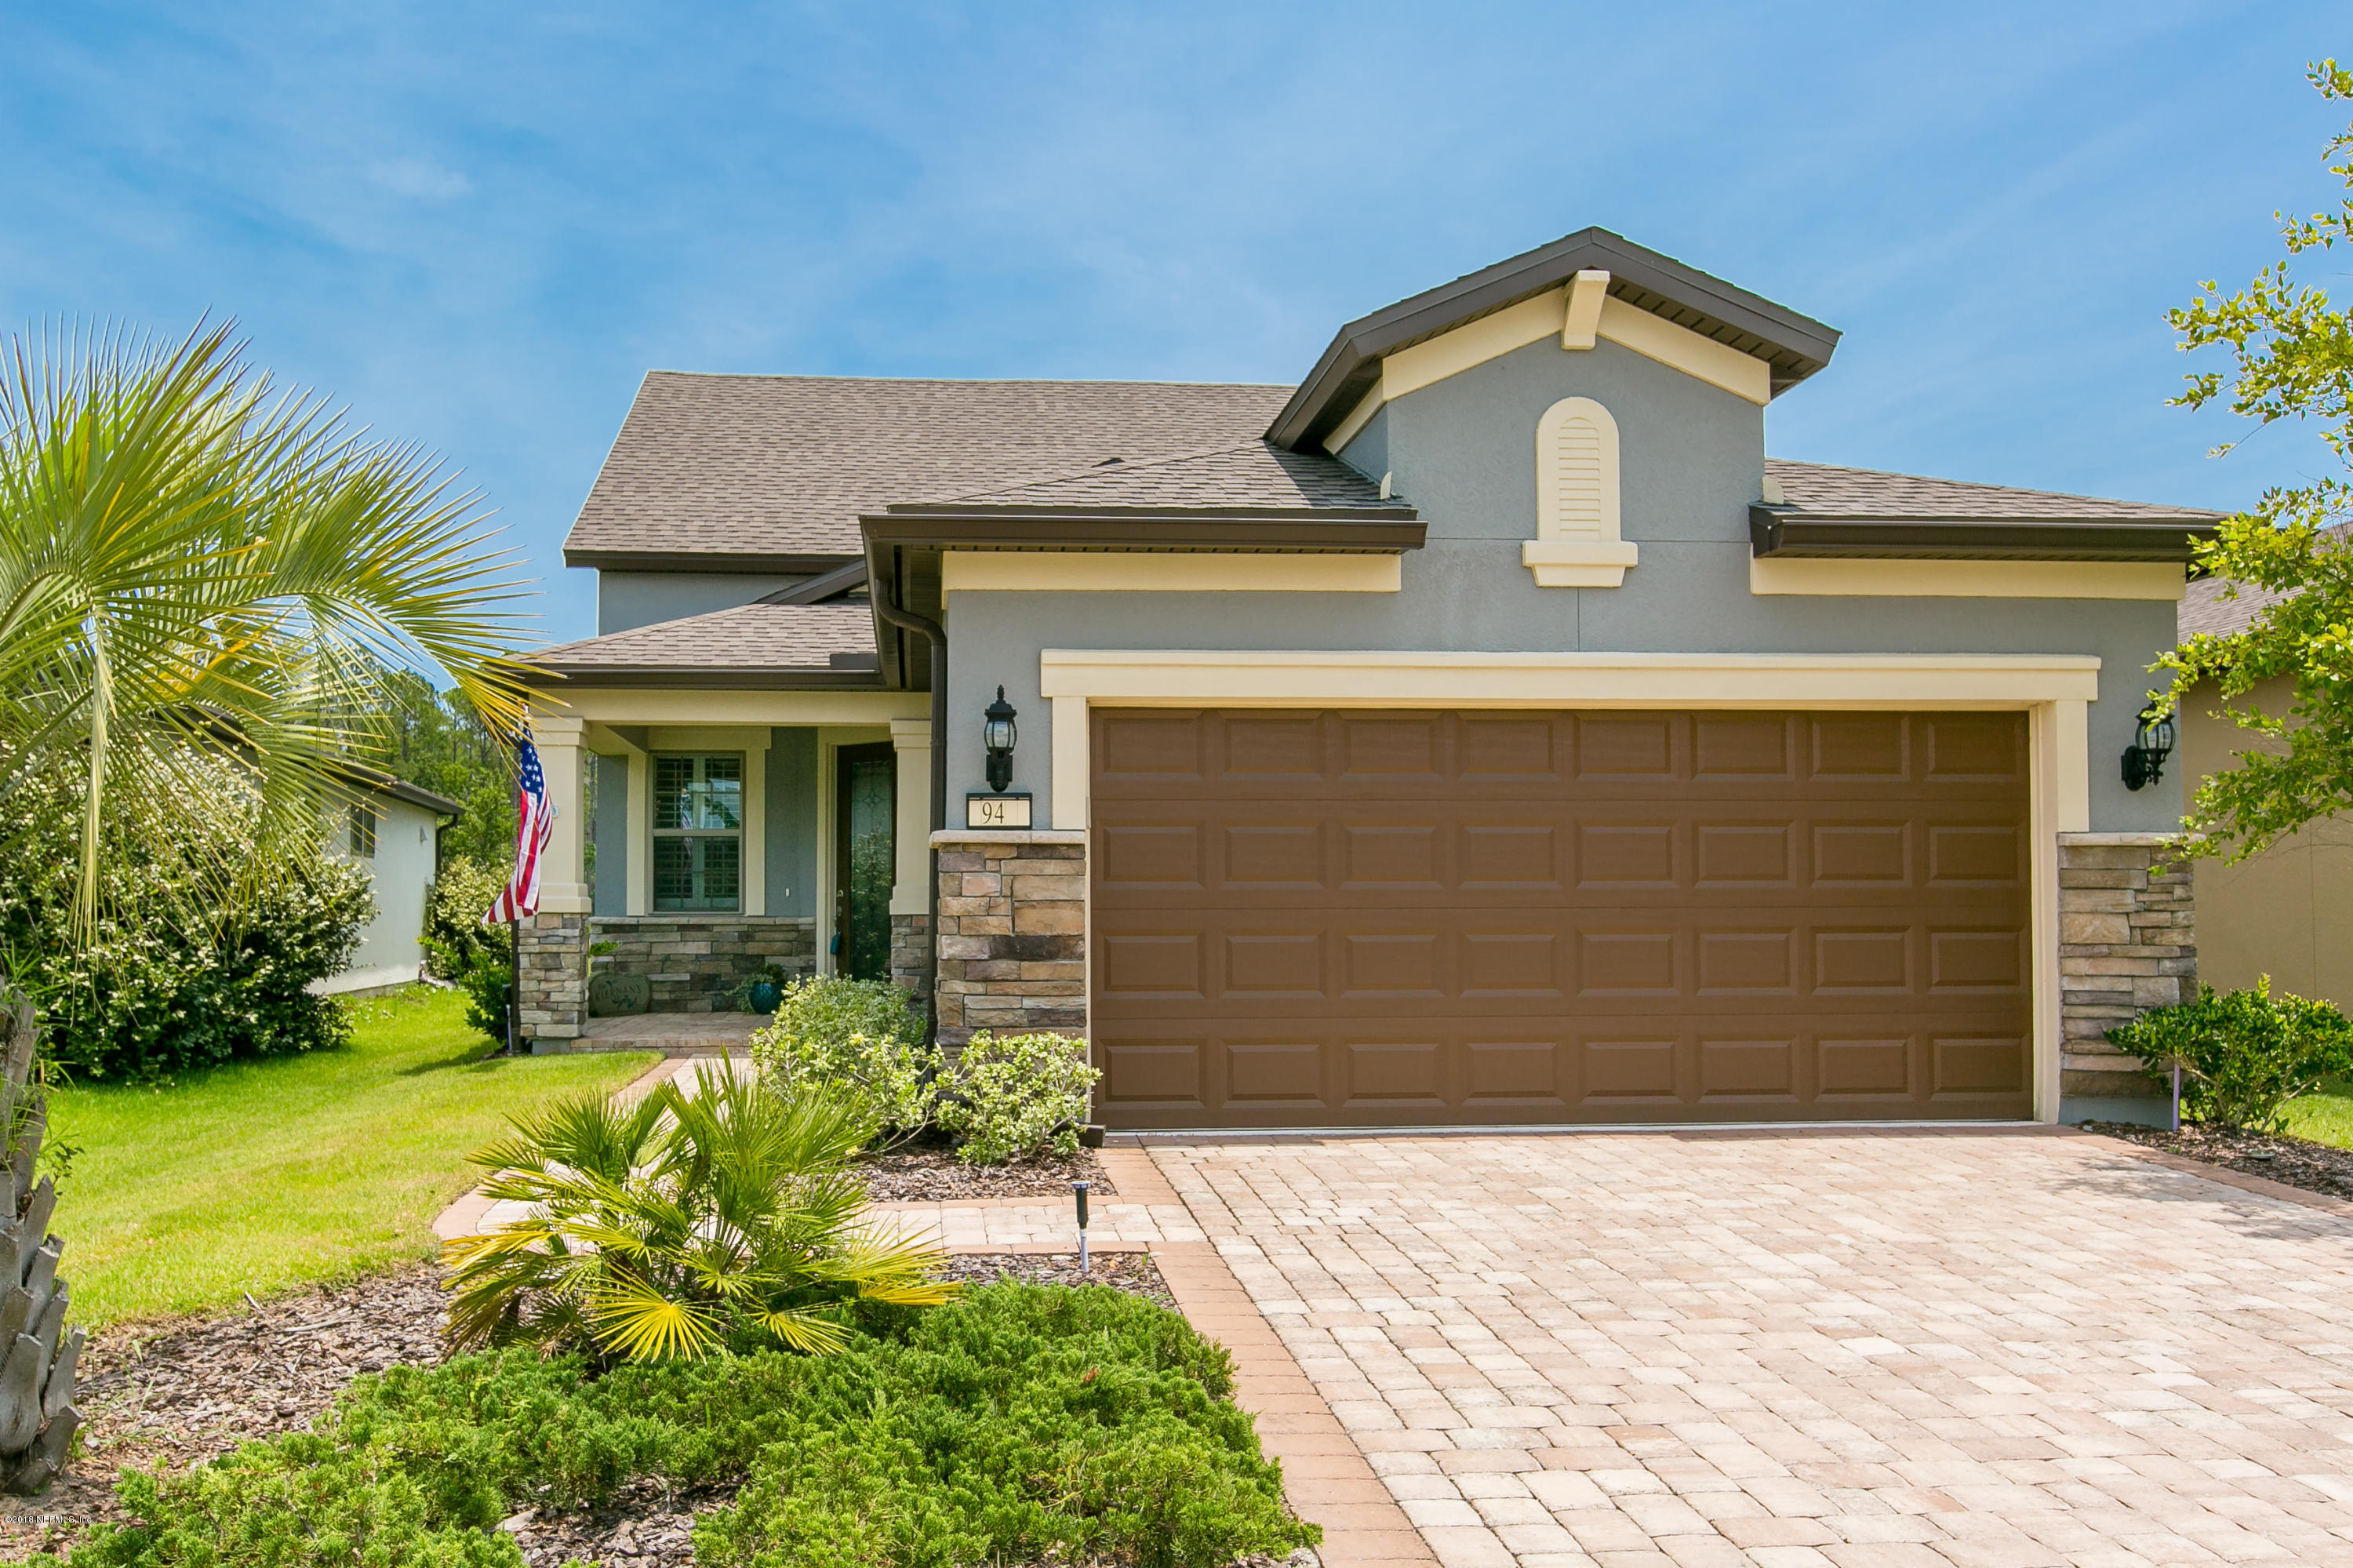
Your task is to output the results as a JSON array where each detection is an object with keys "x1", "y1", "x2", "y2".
[
  {"x1": 1594, "y1": 297, "x2": 1770, "y2": 404},
  {"x1": 942, "y1": 551, "x2": 1401, "y2": 593},
  {"x1": 1751, "y1": 557, "x2": 2187, "y2": 600},
  {"x1": 1322, "y1": 285, "x2": 1773, "y2": 456},
  {"x1": 1038, "y1": 648, "x2": 2100, "y2": 708},
  {"x1": 540, "y1": 689, "x2": 926, "y2": 726}
]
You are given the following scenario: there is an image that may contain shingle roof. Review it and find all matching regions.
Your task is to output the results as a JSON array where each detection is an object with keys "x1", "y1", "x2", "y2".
[
  {"x1": 564, "y1": 373, "x2": 1294, "y2": 566},
  {"x1": 529, "y1": 603, "x2": 877, "y2": 682},
  {"x1": 908, "y1": 441, "x2": 1405, "y2": 513},
  {"x1": 2177, "y1": 524, "x2": 2350, "y2": 638},
  {"x1": 1766, "y1": 459, "x2": 2221, "y2": 522}
]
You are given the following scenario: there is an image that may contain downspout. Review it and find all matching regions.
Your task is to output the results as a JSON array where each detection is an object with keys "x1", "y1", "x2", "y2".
[{"x1": 870, "y1": 551, "x2": 948, "y2": 1042}]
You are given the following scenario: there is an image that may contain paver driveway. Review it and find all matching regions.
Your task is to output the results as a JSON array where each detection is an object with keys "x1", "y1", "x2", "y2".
[{"x1": 1151, "y1": 1130, "x2": 2353, "y2": 1567}]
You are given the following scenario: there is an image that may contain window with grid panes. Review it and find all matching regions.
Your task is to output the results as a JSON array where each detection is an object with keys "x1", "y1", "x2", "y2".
[{"x1": 652, "y1": 755, "x2": 742, "y2": 911}]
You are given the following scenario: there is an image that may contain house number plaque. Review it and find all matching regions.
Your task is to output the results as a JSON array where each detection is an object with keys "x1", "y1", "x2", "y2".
[{"x1": 966, "y1": 791, "x2": 1033, "y2": 829}]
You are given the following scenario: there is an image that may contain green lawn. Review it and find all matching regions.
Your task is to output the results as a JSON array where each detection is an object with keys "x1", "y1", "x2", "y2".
[
  {"x1": 49, "y1": 988, "x2": 656, "y2": 1328},
  {"x1": 2281, "y1": 1081, "x2": 2353, "y2": 1147}
]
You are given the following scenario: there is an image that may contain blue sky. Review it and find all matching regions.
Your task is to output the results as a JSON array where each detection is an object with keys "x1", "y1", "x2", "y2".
[{"x1": 3, "y1": 2, "x2": 2346, "y2": 643}]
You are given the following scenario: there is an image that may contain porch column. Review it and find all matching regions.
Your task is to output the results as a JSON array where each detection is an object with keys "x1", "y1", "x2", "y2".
[
  {"x1": 521, "y1": 714, "x2": 591, "y2": 1049},
  {"x1": 889, "y1": 717, "x2": 935, "y2": 1008},
  {"x1": 535, "y1": 715, "x2": 591, "y2": 915}
]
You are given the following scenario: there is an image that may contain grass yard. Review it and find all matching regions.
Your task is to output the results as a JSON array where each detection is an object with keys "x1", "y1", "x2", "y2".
[
  {"x1": 49, "y1": 987, "x2": 656, "y2": 1327},
  {"x1": 2282, "y1": 1080, "x2": 2353, "y2": 1148}
]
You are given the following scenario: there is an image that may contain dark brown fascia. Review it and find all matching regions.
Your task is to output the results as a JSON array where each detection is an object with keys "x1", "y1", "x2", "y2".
[
  {"x1": 1749, "y1": 507, "x2": 2222, "y2": 562},
  {"x1": 1267, "y1": 227, "x2": 1844, "y2": 452},
  {"x1": 560, "y1": 548, "x2": 860, "y2": 573},
  {"x1": 521, "y1": 665, "x2": 885, "y2": 691},
  {"x1": 860, "y1": 508, "x2": 1427, "y2": 552},
  {"x1": 326, "y1": 761, "x2": 464, "y2": 817}
]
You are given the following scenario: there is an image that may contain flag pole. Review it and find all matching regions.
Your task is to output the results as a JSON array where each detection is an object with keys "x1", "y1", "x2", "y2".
[{"x1": 507, "y1": 914, "x2": 521, "y2": 1055}]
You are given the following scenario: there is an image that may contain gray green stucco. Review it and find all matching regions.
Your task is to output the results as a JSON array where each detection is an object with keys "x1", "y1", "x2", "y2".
[{"x1": 938, "y1": 333, "x2": 2180, "y2": 839}]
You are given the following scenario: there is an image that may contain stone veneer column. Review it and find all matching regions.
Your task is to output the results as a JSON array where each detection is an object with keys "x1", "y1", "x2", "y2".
[
  {"x1": 889, "y1": 914, "x2": 933, "y2": 1017},
  {"x1": 930, "y1": 830, "x2": 1086, "y2": 1047},
  {"x1": 2057, "y1": 831, "x2": 2195, "y2": 1107},
  {"x1": 518, "y1": 912, "x2": 589, "y2": 1049}
]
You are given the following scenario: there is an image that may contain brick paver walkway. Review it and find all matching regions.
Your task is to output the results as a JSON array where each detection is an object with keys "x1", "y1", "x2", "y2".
[{"x1": 1152, "y1": 1130, "x2": 2353, "y2": 1568}]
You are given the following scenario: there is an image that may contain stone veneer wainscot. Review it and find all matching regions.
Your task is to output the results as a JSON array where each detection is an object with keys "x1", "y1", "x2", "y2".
[
  {"x1": 2057, "y1": 831, "x2": 2195, "y2": 1104},
  {"x1": 931, "y1": 829, "x2": 1085, "y2": 1048},
  {"x1": 587, "y1": 916, "x2": 816, "y2": 1014}
]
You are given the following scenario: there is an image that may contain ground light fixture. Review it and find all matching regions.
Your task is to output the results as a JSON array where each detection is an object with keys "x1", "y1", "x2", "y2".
[
  {"x1": 1073, "y1": 1179, "x2": 1090, "y2": 1271},
  {"x1": 2121, "y1": 706, "x2": 2177, "y2": 791},
  {"x1": 984, "y1": 686, "x2": 1019, "y2": 793}
]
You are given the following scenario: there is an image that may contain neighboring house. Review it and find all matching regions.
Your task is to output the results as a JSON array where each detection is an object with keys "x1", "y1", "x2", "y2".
[
  {"x1": 315, "y1": 767, "x2": 462, "y2": 996},
  {"x1": 2177, "y1": 564, "x2": 2353, "y2": 1009},
  {"x1": 520, "y1": 227, "x2": 2220, "y2": 1130}
]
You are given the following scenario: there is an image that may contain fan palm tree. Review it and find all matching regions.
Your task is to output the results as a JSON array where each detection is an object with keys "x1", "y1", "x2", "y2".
[
  {"x1": 0, "y1": 318, "x2": 537, "y2": 1490},
  {"x1": 444, "y1": 1068, "x2": 956, "y2": 1362},
  {"x1": 0, "y1": 317, "x2": 536, "y2": 932}
]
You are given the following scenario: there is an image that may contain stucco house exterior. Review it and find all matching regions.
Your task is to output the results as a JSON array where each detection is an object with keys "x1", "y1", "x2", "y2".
[
  {"x1": 2176, "y1": 562, "x2": 2353, "y2": 1010},
  {"x1": 315, "y1": 768, "x2": 461, "y2": 996},
  {"x1": 519, "y1": 227, "x2": 2220, "y2": 1129}
]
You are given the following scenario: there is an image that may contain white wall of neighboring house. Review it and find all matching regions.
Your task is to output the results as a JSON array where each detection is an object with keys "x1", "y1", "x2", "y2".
[{"x1": 316, "y1": 791, "x2": 446, "y2": 995}]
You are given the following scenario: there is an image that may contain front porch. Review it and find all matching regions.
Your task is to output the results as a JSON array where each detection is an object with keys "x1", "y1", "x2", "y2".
[{"x1": 513, "y1": 689, "x2": 939, "y2": 1045}]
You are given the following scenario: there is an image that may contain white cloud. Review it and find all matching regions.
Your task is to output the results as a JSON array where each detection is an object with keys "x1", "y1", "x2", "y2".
[{"x1": 368, "y1": 157, "x2": 472, "y2": 200}]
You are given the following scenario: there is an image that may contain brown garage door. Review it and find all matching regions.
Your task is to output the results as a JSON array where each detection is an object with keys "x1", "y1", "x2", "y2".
[{"x1": 1089, "y1": 708, "x2": 2032, "y2": 1128}]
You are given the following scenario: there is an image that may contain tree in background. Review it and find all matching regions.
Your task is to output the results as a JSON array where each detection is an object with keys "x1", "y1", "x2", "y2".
[
  {"x1": 376, "y1": 670, "x2": 517, "y2": 869},
  {"x1": 2159, "y1": 60, "x2": 2353, "y2": 861}
]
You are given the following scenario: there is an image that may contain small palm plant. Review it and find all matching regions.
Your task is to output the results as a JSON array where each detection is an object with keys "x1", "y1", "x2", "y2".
[{"x1": 443, "y1": 1068, "x2": 955, "y2": 1362}]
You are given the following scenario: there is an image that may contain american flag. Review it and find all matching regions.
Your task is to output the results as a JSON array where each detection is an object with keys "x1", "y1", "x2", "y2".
[{"x1": 485, "y1": 730, "x2": 555, "y2": 925}]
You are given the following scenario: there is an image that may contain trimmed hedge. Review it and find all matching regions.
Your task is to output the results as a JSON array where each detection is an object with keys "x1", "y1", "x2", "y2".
[{"x1": 50, "y1": 1285, "x2": 1315, "y2": 1568}]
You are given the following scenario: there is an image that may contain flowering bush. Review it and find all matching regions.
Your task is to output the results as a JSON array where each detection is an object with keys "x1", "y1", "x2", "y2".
[
  {"x1": 939, "y1": 1031, "x2": 1100, "y2": 1165},
  {"x1": 750, "y1": 975, "x2": 939, "y2": 1146},
  {"x1": 0, "y1": 760, "x2": 372, "y2": 1079}
]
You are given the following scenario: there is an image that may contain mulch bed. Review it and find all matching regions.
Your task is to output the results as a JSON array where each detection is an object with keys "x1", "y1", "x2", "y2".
[
  {"x1": 0, "y1": 1264, "x2": 449, "y2": 1556},
  {"x1": 936, "y1": 1250, "x2": 1176, "y2": 1310},
  {"x1": 2085, "y1": 1120, "x2": 2353, "y2": 1202},
  {"x1": 859, "y1": 1139, "x2": 1113, "y2": 1202}
]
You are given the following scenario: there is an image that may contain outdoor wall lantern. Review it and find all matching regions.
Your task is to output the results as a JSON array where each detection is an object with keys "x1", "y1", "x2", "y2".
[
  {"x1": 2121, "y1": 706, "x2": 2177, "y2": 791},
  {"x1": 983, "y1": 686, "x2": 1020, "y2": 793}
]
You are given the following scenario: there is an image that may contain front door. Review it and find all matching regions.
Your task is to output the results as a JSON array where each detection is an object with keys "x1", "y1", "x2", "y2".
[{"x1": 834, "y1": 743, "x2": 897, "y2": 981}]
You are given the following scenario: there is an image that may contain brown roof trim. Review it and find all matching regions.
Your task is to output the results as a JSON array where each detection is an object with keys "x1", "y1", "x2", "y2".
[
  {"x1": 1269, "y1": 227, "x2": 1842, "y2": 452},
  {"x1": 1750, "y1": 508, "x2": 2220, "y2": 562},
  {"x1": 859, "y1": 510, "x2": 1427, "y2": 552},
  {"x1": 561, "y1": 549, "x2": 860, "y2": 574},
  {"x1": 326, "y1": 762, "x2": 464, "y2": 817},
  {"x1": 522, "y1": 665, "x2": 886, "y2": 691}
]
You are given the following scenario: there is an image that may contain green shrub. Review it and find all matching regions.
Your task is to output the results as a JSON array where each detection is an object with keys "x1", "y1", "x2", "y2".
[
  {"x1": 2108, "y1": 977, "x2": 2353, "y2": 1131},
  {"x1": 939, "y1": 1031, "x2": 1101, "y2": 1165},
  {"x1": 750, "y1": 974, "x2": 939, "y2": 1145},
  {"x1": 423, "y1": 858, "x2": 511, "y2": 981},
  {"x1": 0, "y1": 760, "x2": 372, "y2": 1080},
  {"x1": 49, "y1": 1284, "x2": 1312, "y2": 1568},
  {"x1": 444, "y1": 1068, "x2": 953, "y2": 1362}
]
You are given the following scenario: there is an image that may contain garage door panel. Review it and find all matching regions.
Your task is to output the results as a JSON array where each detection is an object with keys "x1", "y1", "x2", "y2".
[{"x1": 1093, "y1": 708, "x2": 2033, "y2": 1126}]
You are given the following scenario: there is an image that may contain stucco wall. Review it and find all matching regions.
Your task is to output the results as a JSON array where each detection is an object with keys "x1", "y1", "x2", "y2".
[
  {"x1": 338, "y1": 795, "x2": 438, "y2": 978},
  {"x1": 598, "y1": 570, "x2": 812, "y2": 635},
  {"x1": 2181, "y1": 674, "x2": 2353, "y2": 1007},
  {"x1": 940, "y1": 333, "x2": 2182, "y2": 833}
]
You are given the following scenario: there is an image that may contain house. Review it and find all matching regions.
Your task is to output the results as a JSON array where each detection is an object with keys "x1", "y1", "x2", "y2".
[
  {"x1": 2177, "y1": 563, "x2": 2353, "y2": 1009},
  {"x1": 520, "y1": 227, "x2": 2220, "y2": 1130},
  {"x1": 315, "y1": 766, "x2": 462, "y2": 996}
]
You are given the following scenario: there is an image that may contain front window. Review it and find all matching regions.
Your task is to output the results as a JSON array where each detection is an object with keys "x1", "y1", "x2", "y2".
[
  {"x1": 653, "y1": 754, "x2": 743, "y2": 911},
  {"x1": 347, "y1": 802, "x2": 378, "y2": 858}
]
